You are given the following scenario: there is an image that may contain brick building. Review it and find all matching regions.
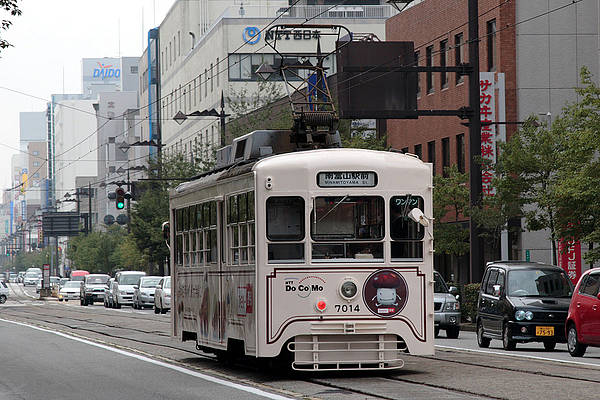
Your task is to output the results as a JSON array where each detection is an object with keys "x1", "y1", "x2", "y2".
[{"x1": 385, "y1": 0, "x2": 599, "y2": 283}]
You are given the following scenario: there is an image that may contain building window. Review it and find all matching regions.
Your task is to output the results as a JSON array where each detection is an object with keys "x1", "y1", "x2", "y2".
[
  {"x1": 169, "y1": 42, "x2": 172, "y2": 66},
  {"x1": 428, "y1": 140, "x2": 436, "y2": 174},
  {"x1": 188, "y1": 83, "x2": 192, "y2": 110},
  {"x1": 456, "y1": 134, "x2": 465, "y2": 173},
  {"x1": 130, "y1": 66, "x2": 138, "y2": 74},
  {"x1": 414, "y1": 50, "x2": 420, "y2": 98},
  {"x1": 455, "y1": 33, "x2": 464, "y2": 84},
  {"x1": 426, "y1": 45, "x2": 434, "y2": 94},
  {"x1": 442, "y1": 137, "x2": 450, "y2": 176},
  {"x1": 199, "y1": 73, "x2": 203, "y2": 101},
  {"x1": 216, "y1": 58, "x2": 220, "y2": 87},
  {"x1": 228, "y1": 53, "x2": 312, "y2": 82},
  {"x1": 178, "y1": 31, "x2": 181, "y2": 56},
  {"x1": 487, "y1": 19, "x2": 496, "y2": 72},
  {"x1": 414, "y1": 144, "x2": 422, "y2": 159},
  {"x1": 204, "y1": 68, "x2": 208, "y2": 97},
  {"x1": 401, "y1": 147, "x2": 409, "y2": 153},
  {"x1": 440, "y1": 40, "x2": 448, "y2": 89},
  {"x1": 210, "y1": 63, "x2": 214, "y2": 92},
  {"x1": 32, "y1": 151, "x2": 39, "y2": 156},
  {"x1": 33, "y1": 161, "x2": 39, "y2": 167}
]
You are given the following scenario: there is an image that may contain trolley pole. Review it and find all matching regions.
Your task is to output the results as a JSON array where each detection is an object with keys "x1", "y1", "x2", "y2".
[{"x1": 468, "y1": 0, "x2": 482, "y2": 283}]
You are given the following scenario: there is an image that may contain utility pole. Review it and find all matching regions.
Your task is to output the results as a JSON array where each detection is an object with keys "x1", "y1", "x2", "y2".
[
  {"x1": 88, "y1": 182, "x2": 92, "y2": 233},
  {"x1": 126, "y1": 169, "x2": 131, "y2": 234},
  {"x1": 468, "y1": 0, "x2": 482, "y2": 283}
]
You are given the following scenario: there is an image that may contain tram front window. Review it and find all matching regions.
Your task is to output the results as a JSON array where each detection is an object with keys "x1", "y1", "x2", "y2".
[
  {"x1": 311, "y1": 196, "x2": 384, "y2": 262},
  {"x1": 267, "y1": 196, "x2": 305, "y2": 263},
  {"x1": 390, "y1": 195, "x2": 424, "y2": 261}
]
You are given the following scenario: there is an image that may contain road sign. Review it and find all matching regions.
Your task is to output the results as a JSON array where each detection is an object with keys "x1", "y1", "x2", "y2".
[{"x1": 42, "y1": 212, "x2": 80, "y2": 236}]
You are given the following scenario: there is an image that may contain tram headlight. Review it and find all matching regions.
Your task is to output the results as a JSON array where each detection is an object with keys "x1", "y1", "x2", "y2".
[{"x1": 340, "y1": 281, "x2": 358, "y2": 299}]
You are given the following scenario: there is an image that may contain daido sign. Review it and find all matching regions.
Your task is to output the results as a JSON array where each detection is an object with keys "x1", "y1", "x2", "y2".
[{"x1": 93, "y1": 62, "x2": 121, "y2": 80}]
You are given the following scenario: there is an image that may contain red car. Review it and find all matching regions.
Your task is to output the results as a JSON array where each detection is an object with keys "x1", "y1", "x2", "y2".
[{"x1": 566, "y1": 268, "x2": 600, "y2": 356}]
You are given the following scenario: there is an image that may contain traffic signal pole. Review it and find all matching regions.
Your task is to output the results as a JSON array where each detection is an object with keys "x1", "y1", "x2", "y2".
[{"x1": 468, "y1": 0, "x2": 483, "y2": 283}]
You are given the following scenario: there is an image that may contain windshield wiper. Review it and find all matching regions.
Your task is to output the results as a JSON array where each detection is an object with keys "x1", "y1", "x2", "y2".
[{"x1": 317, "y1": 195, "x2": 349, "y2": 223}]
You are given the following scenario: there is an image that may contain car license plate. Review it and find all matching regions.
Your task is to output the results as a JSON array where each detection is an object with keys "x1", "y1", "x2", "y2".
[{"x1": 536, "y1": 326, "x2": 554, "y2": 336}]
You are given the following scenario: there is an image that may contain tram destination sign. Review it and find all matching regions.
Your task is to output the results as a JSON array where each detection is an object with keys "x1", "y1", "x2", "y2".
[{"x1": 317, "y1": 171, "x2": 377, "y2": 188}]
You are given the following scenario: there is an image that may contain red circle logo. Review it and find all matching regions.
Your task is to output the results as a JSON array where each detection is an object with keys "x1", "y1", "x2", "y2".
[{"x1": 363, "y1": 269, "x2": 408, "y2": 317}]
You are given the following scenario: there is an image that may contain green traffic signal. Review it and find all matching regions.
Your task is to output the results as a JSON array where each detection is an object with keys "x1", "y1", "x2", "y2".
[{"x1": 116, "y1": 201, "x2": 125, "y2": 210}]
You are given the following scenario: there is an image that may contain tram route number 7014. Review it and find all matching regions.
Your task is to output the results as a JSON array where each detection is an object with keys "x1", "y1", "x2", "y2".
[{"x1": 335, "y1": 304, "x2": 360, "y2": 312}]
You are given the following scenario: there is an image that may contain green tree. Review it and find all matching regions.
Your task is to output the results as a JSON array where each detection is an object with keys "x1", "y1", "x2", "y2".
[
  {"x1": 491, "y1": 117, "x2": 564, "y2": 263},
  {"x1": 66, "y1": 226, "x2": 127, "y2": 274},
  {"x1": 0, "y1": 0, "x2": 21, "y2": 52},
  {"x1": 433, "y1": 165, "x2": 470, "y2": 256},
  {"x1": 550, "y1": 67, "x2": 600, "y2": 263},
  {"x1": 9, "y1": 248, "x2": 51, "y2": 272},
  {"x1": 130, "y1": 149, "x2": 211, "y2": 275}
]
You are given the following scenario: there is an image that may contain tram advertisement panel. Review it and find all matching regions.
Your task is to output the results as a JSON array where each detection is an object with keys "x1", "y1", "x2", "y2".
[{"x1": 266, "y1": 267, "x2": 427, "y2": 344}]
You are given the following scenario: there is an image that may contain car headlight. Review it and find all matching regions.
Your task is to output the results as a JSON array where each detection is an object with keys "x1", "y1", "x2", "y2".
[
  {"x1": 444, "y1": 302, "x2": 460, "y2": 311},
  {"x1": 525, "y1": 311, "x2": 534, "y2": 320},
  {"x1": 120, "y1": 290, "x2": 126, "y2": 295},
  {"x1": 515, "y1": 310, "x2": 526, "y2": 320}
]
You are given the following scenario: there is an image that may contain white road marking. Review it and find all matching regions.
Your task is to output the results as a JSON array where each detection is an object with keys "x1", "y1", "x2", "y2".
[
  {"x1": 0, "y1": 318, "x2": 292, "y2": 400},
  {"x1": 436, "y1": 344, "x2": 600, "y2": 368}
]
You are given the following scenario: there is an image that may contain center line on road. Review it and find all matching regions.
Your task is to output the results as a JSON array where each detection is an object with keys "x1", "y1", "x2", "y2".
[
  {"x1": 436, "y1": 345, "x2": 600, "y2": 368},
  {"x1": 0, "y1": 318, "x2": 293, "y2": 400}
]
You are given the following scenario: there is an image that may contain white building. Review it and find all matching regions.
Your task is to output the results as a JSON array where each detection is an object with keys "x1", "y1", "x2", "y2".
[
  {"x1": 53, "y1": 99, "x2": 98, "y2": 216},
  {"x1": 139, "y1": 0, "x2": 397, "y2": 161}
]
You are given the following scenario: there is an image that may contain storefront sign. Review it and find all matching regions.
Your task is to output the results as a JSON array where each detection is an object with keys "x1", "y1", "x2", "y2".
[
  {"x1": 557, "y1": 239, "x2": 581, "y2": 285},
  {"x1": 480, "y1": 71, "x2": 496, "y2": 197},
  {"x1": 93, "y1": 62, "x2": 121, "y2": 80},
  {"x1": 317, "y1": 171, "x2": 377, "y2": 187},
  {"x1": 243, "y1": 27, "x2": 261, "y2": 44}
]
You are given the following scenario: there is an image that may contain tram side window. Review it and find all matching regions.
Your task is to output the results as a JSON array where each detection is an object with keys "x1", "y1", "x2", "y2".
[
  {"x1": 311, "y1": 196, "x2": 384, "y2": 262},
  {"x1": 174, "y1": 208, "x2": 183, "y2": 266},
  {"x1": 390, "y1": 196, "x2": 425, "y2": 261},
  {"x1": 197, "y1": 201, "x2": 217, "y2": 265},
  {"x1": 266, "y1": 197, "x2": 305, "y2": 263},
  {"x1": 227, "y1": 192, "x2": 256, "y2": 266}
]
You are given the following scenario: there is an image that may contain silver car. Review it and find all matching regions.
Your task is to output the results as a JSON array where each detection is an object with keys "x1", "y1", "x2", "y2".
[
  {"x1": 0, "y1": 281, "x2": 9, "y2": 303},
  {"x1": 154, "y1": 277, "x2": 171, "y2": 314},
  {"x1": 59, "y1": 281, "x2": 83, "y2": 301},
  {"x1": 434, "y1": 271, "x2": 461, "y2": 338},
  {"x1": 133, "y1": 276, "x2": 162, "y2": 309}
]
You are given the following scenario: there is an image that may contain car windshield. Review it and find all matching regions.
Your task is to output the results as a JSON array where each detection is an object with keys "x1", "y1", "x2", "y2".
[
  {"x1": 25, "y1": 273, "x2": 39, "y2": 278},
  {"x1": 165, "y1": 278, "x2": 171, "y2": 289},
  {"x1": 120, "y1": 275, "x2": 143, "y2": 285},
  {"x1": 64, "y1": 281, "x2": 81, "y2": 288},
  {"x1": 434, "y1": 273, "x2": 449, "y2": 293},
  {"x1": 507, "y1": 269, "x2": 573, "y2": 297},
  {"x1": 87, "y1": 276, "x2": 109, "y2": 284},
  {"x1": 141, "y1": 278, "x2": 161, "y2": 288}
]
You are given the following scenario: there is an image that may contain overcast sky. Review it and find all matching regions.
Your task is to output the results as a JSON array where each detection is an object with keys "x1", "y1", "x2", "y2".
[{"x1": 0, "y1": 0, "x2": 174, "y2": 189}]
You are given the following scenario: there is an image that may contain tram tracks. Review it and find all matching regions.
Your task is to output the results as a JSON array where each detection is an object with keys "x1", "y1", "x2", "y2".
[{"x1": 3, "y1": 298, "x2": 598, "y2": 400}]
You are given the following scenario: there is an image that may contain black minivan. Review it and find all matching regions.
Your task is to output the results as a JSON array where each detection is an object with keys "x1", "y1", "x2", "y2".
[{"x1": 476, "y1": 261, "x2": 573, "y2": 351}]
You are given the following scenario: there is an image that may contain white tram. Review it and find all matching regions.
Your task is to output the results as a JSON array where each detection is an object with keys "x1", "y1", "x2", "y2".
[{"x1": 168, "y1": 130, "x2": 434, "y2": 371}]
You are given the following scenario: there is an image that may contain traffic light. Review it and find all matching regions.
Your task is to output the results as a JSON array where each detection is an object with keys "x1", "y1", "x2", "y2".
[{"x1": 115, "y1": 187, "x2": 125, "y2": 210}]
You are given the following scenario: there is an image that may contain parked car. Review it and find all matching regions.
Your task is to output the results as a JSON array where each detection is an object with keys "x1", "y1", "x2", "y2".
[
  {"x1": 80, "y1": 274, "x2": 110, "y2": 306},
  {"x1": 9, "y1": 273, "x2": 17, "y2": 283},
  {"x1": 154, "y1": 277, "x2": 171, "y2": 314},
  {"x1": 59, "y1": 281, "x2": 82, "y2": 301},
  {"x1": 23, "y1": 272, "x2": 41, "y2": 286},
  {"x1": 566, "y1": 267, "x2": 600, "y2": 357},
  {"x1": 104, "y1": 278, "x2": 115, "y2": 308},
  {"x1": 113, "y1": 271, "x2": 146, "y2": 308},
  {"x1": 0, "y1": 280, "x2": 9, "y2": 303},
  {"x1": 70, "y1": 270, "x2": 90, "y2": 282},
  {"x1": 476, "y1": 261, "x2": 573, "y2": 351},
  {"x1": 133, "y1": 276, "x2": 162, "y2": 309},
  {"x1": 434, "y1": 271, "x2": 461, "y2": 338}
]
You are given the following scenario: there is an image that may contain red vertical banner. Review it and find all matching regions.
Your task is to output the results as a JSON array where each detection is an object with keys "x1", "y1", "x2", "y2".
[
  {"x1": 479, "y1": 72, "x2": 496, "y2": 197},
  {"x1": 557, "y1": 240, "x2": 581, "y2": 285}
]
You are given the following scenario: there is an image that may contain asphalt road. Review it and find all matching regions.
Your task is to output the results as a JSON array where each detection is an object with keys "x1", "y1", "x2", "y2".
[
  {"x1": 436, "y1": 328, "x2": 600, "y2": 367},
  {"x1": 0, "y1": 318, "x2": 289, "y2": 400}
]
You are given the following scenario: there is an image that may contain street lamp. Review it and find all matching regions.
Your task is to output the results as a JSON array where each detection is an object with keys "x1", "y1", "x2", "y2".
[{"x1": 173, "y1": 91, "x2": 230, "y2": 147}]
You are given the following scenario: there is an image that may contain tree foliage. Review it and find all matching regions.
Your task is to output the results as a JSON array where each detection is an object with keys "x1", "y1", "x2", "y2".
[
  {"x1": 8, "y1": 248, "x2": 51, "y2": 272},
  {"x1": 433, "y1": 165, "x2": 470, "y2": 256},
  {"x1": 0, "y1": 0, "x2": 21, "y2": 52},
  {"x1": 67, "y1": 226, "x2": 129, "y2": 274}
]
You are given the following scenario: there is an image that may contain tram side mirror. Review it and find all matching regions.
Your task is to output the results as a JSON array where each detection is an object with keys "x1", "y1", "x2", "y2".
[
  {"x1": 162, "y1": 221, "x2": 171, "y2": 250},
  {"x1": 408, "y1": 208, "x2": 429, "y2": 227}
]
